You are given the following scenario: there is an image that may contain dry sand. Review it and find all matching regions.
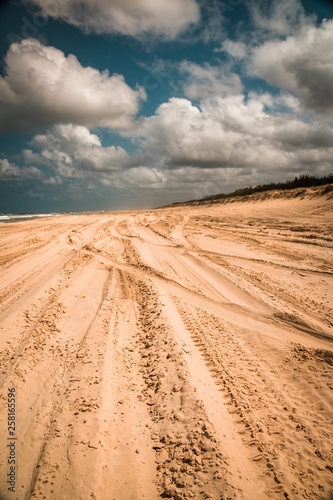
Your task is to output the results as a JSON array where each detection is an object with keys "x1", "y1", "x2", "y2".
[{"x1": 0, "y1": 187, "x2": 332, "y2": 500}]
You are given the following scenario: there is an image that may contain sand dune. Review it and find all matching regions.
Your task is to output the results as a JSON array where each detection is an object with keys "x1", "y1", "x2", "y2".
[{"x1": 0, "y1": 188, "x2": 332, "y2": 499}]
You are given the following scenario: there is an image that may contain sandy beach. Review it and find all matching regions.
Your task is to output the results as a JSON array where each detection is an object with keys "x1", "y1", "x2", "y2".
[{"x1": 0, "y1": 186, "x2": 332, "y2": 500}]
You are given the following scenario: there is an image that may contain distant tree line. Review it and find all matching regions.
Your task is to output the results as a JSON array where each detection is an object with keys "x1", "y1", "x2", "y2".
[{"x1": 199, "y1": 173, "x2": 333, "y2": 202}]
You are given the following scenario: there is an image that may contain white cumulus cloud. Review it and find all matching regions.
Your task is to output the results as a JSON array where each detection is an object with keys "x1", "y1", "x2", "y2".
[
  {"x1": 0, "y1": 39, "x2": 145, "y2": 133},
  {"x1": 25, "y1": 0, "x2": 200, "y2": 39},
  {"x1": 134, "y1": 95, "x2": 333, "y2": 175},
  {"x1": 250, "y1": 19, "x2": 333, "y2": 116},
  {"x1": 217, "y1": 40, "x2": 248, "y2": 59},
  {"x1": 178, "y1": 61, "x2": 243, "y2": 100},
  {"x1": 249, "y1": 0, "x2": 315, "y2": 38},
  {"x1": 24, "y1": 124, "x2": 130, "y2": 177},
  {"x1": 0, "y1": 158, "x2": 43, "y2": 180}
]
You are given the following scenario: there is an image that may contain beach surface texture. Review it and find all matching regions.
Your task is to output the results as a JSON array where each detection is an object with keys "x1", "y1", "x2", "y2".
[{"x1": 0, "y1": 186, "x2": 332, "y2": 500}]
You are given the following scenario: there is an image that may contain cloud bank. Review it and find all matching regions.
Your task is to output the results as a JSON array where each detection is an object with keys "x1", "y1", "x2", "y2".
[
  {"x1": 135, "y1": 96, "x2": 333, "y2": 174},
  {"x1": 1, "y1": 0, "x2": 332, "y2": 209},
  {"x1": 21, "y1": 95, "x2": 333, "y2": 200}
]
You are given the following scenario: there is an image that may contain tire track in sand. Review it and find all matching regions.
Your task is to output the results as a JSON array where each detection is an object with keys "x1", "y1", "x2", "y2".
[
  {"x1": 0, "y1": 251, "x2": 90, "y2": 390},
  {"x1": 132, "y1": 275, "x2": 244, "y2": 500},
  {"x1": 162, "y1": 295, "x2": 333, "y2": 499},
  {"x1": 0, "y1": 257, "x2": 109, "y2": 499},
  {"x1": 27, "y1": 268, "x2": 160, "y2": 500}
]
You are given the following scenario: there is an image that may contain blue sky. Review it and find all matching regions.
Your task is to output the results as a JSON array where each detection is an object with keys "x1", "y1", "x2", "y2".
[{"x1": 0, "y1": 0, "x2": 332, "y2": 213}]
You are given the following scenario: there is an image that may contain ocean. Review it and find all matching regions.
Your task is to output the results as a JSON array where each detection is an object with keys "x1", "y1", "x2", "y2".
[
  {"x1": 0, "y1": 211, "x2": 107, "y2": 223},
  {"x1": 0, "y1": 213, "x2": 64, "y2": 223}
]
